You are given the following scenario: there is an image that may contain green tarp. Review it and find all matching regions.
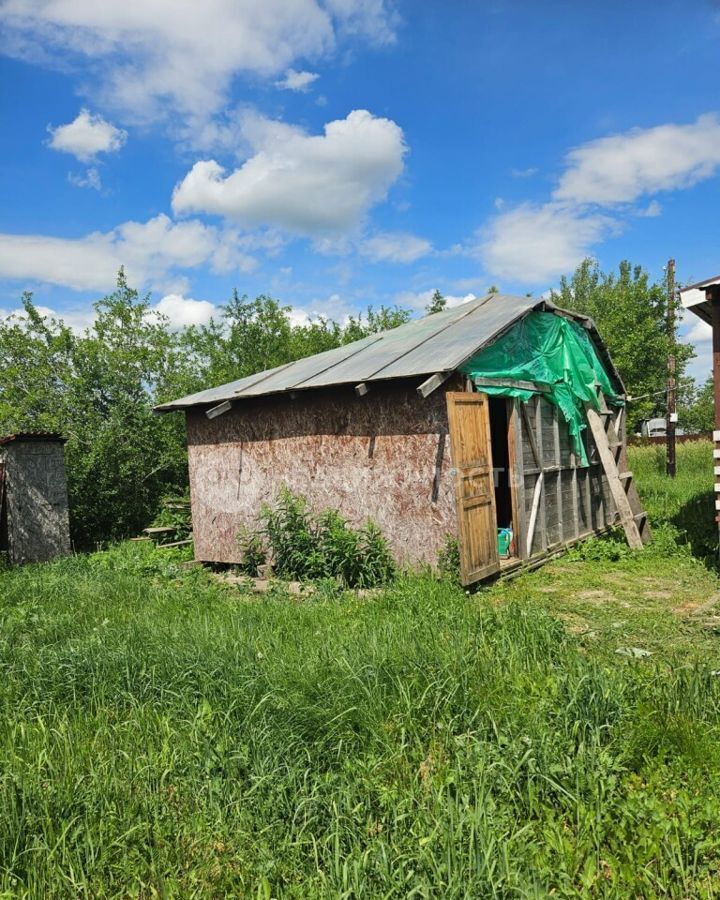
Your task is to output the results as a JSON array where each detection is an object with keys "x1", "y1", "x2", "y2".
[{"x1": 459, "y1": 311, "x2": 622, "y2": 466}]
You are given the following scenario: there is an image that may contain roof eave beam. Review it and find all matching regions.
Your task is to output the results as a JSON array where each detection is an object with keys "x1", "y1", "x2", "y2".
[
  {"x1": 206, "y1": 399, "x2": 234, "y2": 419},
  {"x1": 417, "y1": 371, "x2": 452, "y2": 399}
]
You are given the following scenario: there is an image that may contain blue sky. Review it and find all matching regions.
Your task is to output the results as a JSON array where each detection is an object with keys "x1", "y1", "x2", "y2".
[{"x1": 1, "y1": 0, "x2": 718, "y2": 377}]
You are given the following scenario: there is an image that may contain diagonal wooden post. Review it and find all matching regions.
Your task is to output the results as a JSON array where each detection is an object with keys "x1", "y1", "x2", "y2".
[{"x1": 585, "y1": 405, "x2": 644, "y2": 550}]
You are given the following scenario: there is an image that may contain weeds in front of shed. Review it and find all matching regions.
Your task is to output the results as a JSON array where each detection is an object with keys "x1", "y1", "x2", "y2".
[
  {"x1": 236, "y1": 526, "x2": 267, "y2": 576},
  {"x1": 437, "y1": 534, "x2": 461, "y2": 584},
  {"x1": 239, "y1": 487, "x2": 396, "y2": 588}
]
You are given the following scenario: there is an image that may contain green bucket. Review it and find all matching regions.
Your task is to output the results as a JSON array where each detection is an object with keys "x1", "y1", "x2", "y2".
[{"x1": 497, "y1": 528, "x2": 512, "y2": 557}]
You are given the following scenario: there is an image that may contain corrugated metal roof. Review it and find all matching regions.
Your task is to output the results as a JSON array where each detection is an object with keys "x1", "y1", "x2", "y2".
[{"x1": 155, "y1": 293, "x2": 607, "y2": 412}]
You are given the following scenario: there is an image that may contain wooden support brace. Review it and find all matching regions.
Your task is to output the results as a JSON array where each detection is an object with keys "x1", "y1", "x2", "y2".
[
  {"x1": 519, "y1": 401, "x2": 544, "y2": 555},
  {"x1": 585, "y1": 405, "x2": 643, "y2": 550},
  {"x1": 206, "y1": 399, "x2": 233, "y2": 419},
  {"x1": 417, "y1": 371, "x2": 452, "y2": 399},
  {"x1": 355, "y1": 382, "x2": 370, "y2": 397},
  {"x1": 526, "y1": 472, "x2": 544, "y2": 556},
  {"x1": 473, "y1": 376, "x2": 551, "y2": 394}
]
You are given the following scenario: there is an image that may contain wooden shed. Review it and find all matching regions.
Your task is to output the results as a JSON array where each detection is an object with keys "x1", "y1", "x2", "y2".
[
  {"x1": 0, "y1": 432, "x2": 71, "y2": 565},
  {"x1": 156, "y1": 294, "x2": 649, "y2": 585}
]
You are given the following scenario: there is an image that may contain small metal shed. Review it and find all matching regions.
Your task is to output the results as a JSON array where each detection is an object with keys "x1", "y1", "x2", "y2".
[
  {"x1": 0, "y1": 433, "x2": 71, "y2": 565},
  {"x1": 156, "y1": 294, "x2": 648, "y2": 584}
]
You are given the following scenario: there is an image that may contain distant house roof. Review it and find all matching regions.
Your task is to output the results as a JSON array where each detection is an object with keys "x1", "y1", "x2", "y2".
[
  {"x1": 155, "y1": 293, "x2": 619, "y2": 412},
  {"x1": 680, "y1": 274, "x2": 720, "y2": 325},
  {"x1": 0, "y1": 432, "x2": 67, "y2": 445}
]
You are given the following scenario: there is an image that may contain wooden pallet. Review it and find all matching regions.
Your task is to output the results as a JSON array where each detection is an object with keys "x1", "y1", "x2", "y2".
[{"x1": 585, "y1": 391, "x2": 650, "y2": 550}]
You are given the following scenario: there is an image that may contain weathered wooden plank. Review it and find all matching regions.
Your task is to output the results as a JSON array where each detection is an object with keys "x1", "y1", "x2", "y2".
[
  {"x1": 417, "y1": 371, "x2": 452, "y2": 399},
  {"x1": 446, "y1": 391, "x2": 500, "y2": 585},
  {"x1": 535, "y1": 398, "x2": 548, "y2": 553},
  {"x1": 206, "y1": 399, "x2": 233, "y2": 419},
  {"x1": 520, "y1": 402, "x2": 541, "y2": 468},
  {"x1": 472, "y1": 376, "x2": 550, "y2": 393},
  {"x1": 552, "y1": 405, "x2": 564, "y2": 543},
  {"x1": 585, "y1": 405, "x2": 643, "y2": 550},
  {"x1": 507, "y1": 399, "x2": 527, "y2": 559},
  {"x1": 526, "y1": 472, "x2": 544, "y2": 555}
]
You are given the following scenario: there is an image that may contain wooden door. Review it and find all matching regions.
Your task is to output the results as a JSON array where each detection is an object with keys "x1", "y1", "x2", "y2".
[{"x1": 446, "y1": 391, "x2": 500, "y2": 585}]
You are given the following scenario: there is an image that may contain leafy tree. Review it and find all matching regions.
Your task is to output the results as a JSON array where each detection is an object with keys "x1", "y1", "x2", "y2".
[
  {"x1": 0, "y1": 271, "x2": 188, "y2": 546},
  {"x1": 68, "y1": 271, "x2": 189, "y2": 545},
  {"x1": 0, "y1": 274, "x2": 414, "y2": 547},
  {"x1": 341, "y1": 305, "x2": 412, "y2": 343},
  {"x1": 551, "y1": 259, "x2": 695, "y2": 426},
  {"x1": 0, "y1": 294, "x2": 76, "y2": 429},
  {"x1": 425, "y1": 289, "x2": 447, "y2": 315},
  {"x1": 679, "y1": 375, "x2": 714, "y2": 434},
  {"x1": 176, "y1": 291, "x2": 296, "y2": 392}
]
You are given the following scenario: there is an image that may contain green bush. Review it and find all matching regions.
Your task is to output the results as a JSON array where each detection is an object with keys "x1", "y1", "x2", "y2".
[
  {"x1": 235, "y1": 526, "x2": 267, "y2": 576},
  {"x1": 149, "y1": 494, "x2": 192, "y2": 540},
  {"x1": 258, "y1": 487, "x2": 395, "y2": 588},
  {"x1": 566, "y1": 529, "x2": 632, "y2": 562},
  {"x1": 437, "y1": 534, "x2": 461, "y2": 584}
]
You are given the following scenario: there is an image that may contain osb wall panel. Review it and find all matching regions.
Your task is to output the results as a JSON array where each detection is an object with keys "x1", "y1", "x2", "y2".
[
  {"x1": 186, "y1": 382, "x2": 458, "y2": 567},
  {"x1": 1, "y1": 442, "x2": 71, "y2": 564}
]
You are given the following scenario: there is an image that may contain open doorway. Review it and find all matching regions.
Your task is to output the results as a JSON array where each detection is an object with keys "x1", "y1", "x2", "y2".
[{"x1": 488, "y1": 397, "x2": 516, "y2": 558}]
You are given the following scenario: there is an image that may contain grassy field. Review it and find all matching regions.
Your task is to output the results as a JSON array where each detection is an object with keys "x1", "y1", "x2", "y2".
[{"x1": 1, "y1": 442, "x2": 720, "y2": 897}]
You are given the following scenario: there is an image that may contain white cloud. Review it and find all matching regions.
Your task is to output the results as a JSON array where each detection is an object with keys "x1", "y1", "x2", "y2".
[
  {"x1": 172, "y1": 109, "x2": 406, "y2": 235},
  {"x1": 554, "y1": 114, "x2": 720, "y2": 205},
  {"x1": 151, "y1": 294, "x2": 217, "y2": 329},
  {"x1": 279, "y1": 292, "x2": 354, "y2": 327},
  {"x1": 511, "y1": 167, "x2": 538, "y2": 178},
  {"x1": 3, "y1": 0, "x2": 396, "y2": 122},
  {"x1": 0, "y1": 302, "x2": 96, "y2": 333},
  {"x1": 2, "y1": 294, "x2": 218, "y2": 333},
  {"x1": 359, "y1": 232, "x2": 432, "y2": 263},
  {"x1": 471, "y1": 114, "x2": 720, "y2": 286},
  {"x1": 0, "y1": 214, "x2": 258, "y2": 292},
  {"x1": 478, "y1": 202, "x2": 615, "y2": 284},
  {"x1": 48, "y1": 109, "x2": 126, "y2": 161},
  {"x1": 638, "y1": 200, "x2": 662, "y2": 217},
  {"x1": 324, "y1": 0, "x2": 397, "y2": 44},
  {"x1": 685, "y1": 318, "x2": 713, "y2": 343},
  {"x1": 275, "y1": 69, "x2": 319, "y2": 91},
  {"x1": 67, "y1": 166, "x2": 102, "y2": 190}
]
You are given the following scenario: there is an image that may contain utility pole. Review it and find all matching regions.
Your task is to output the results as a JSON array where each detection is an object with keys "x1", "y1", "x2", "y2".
[{"x1": 666, "y1": 258, "x2": 676, "y2": 477}]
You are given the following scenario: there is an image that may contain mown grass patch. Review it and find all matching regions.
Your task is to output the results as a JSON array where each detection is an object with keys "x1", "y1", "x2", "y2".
[{"x1": 2, "y1": 538, "x2": 720, "y2": 896}]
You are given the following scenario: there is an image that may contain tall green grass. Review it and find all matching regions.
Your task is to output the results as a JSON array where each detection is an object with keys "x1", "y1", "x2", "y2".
[
  {"x1": 2, "y1": 543, "x2": 720, "y2": 896},
  {"x1": 629, "y1": 440, "x2": 716, "y2": 561}
]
